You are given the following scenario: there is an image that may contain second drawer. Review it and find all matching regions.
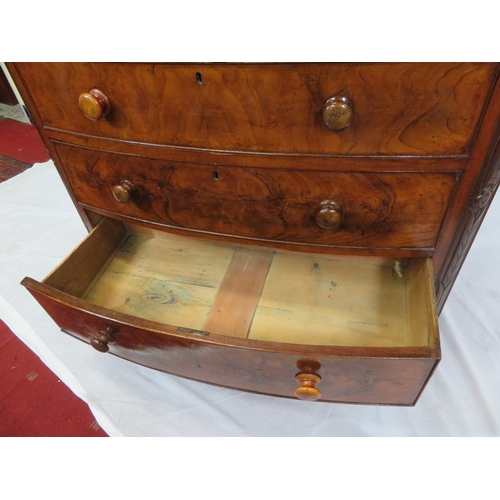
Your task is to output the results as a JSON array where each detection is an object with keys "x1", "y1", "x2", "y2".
[{"x1": 54, "y1": 142, "x2": 458, "y2": 250}]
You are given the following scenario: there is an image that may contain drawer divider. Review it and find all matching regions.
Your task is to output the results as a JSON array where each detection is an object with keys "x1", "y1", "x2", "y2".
[{"x1": 203, "y1": 248, "x2": 274, "y2": 338}]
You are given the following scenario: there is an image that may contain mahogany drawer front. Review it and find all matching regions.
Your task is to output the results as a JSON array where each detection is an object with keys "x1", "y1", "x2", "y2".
[
  {"x1": 21, "y1": 218, "x2": 441, "y2": 406},
  {"x1": 17, "y1": 62, "x2": 497, "y2": 156},
  {"x1": 22, "y1": 284, "x2": 438, "y2": 405},
  {"x1": 54, "y1": 143, "x2": 458, "y2": 249}
]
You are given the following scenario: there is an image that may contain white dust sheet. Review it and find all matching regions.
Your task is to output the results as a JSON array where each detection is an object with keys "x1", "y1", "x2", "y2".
[{"x1": 1, "y1": 161, "x2": 499, "y2": 436}]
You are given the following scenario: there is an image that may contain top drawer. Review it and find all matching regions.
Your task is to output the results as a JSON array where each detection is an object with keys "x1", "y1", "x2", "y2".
[{"x1": 16, "y1": 62, "x2": 497, "y2": 156}]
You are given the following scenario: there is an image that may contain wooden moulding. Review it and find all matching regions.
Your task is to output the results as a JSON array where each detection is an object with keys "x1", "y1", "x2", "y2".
[
  {"x1": 79, "y1": 204, "x2": 437, "y2": 259},
  {"x1": 46, "y1": 130, "x2": 470, "y2": 171},
  {"x1": 32, "y1": 217, "x2": 439, "y2": 351}
]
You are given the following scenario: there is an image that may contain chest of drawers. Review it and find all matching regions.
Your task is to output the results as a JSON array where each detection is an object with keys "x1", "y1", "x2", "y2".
[{"x1": 8, "y1": 62, "x2": 500, "y2": 405}]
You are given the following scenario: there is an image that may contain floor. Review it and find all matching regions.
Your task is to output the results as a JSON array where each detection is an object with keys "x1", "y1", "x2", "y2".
[
  {"x1": 0, "y1": 103, "x2": 30, "y2": 124},
  {"x1": 0, "y1": 106, "x2": 108, "y2": 437}
]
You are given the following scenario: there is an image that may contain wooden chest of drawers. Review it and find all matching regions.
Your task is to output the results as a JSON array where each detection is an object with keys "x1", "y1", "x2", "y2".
[{"x1": 8, "y1": 62, "x2": 500, "y2": 405}]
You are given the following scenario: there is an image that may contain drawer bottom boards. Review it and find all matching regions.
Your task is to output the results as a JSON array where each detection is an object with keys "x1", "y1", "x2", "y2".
[{"x1": 22, "y1": 218, "x2": 440, "y2": 405}]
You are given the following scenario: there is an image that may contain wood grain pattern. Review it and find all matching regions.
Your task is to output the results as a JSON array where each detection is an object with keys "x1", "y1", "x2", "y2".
[
  {"x1": 43, "y1": 217, "x2": 126, "y2": 297},
  {"x1": 84, "y1": 231, "x2": 234, "y2": 332},
  {"x1": 406, "y1": 259, "x2": 440, "y2": 347},
  {"x1": 43, "y1": 127, "x2": 472, "y2": 171},
  {"x1": 76, "y1": 227, "x2": 425, "y2": 347},
  {"x1": 436, "y1": 119, "x2": 500, "y2": 311},
  {"x1": 53, "y1": 142, "x2": 458, "y2": 250},
  {"x1": 22, "y1": 277, "x2": 440, "y2": 405},
  {"x1": 124, "y1": 222, "x2": 423, "y2": 259},
  {"x1": 433, "y1": 76, "x2": 500, "y2": 310},
  {"x1": 203, "y1": 248, "x2": 273, "y2": 337},
  {"x1": 249, "y1": 254, "x2": 435, "y2": 347},
  {"x1": 15, "y1": 62, "x2": 497, "y2": 156},
  {"x1": 31, "y1": 219, "x2": 439, "y2": 349}
]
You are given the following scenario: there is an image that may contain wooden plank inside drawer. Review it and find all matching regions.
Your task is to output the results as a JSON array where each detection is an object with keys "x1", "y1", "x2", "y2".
[
  {"x1": 203, "y1": 247, "x2": 274, "y2": 337},
  {"x1": 248, "y1": 254, "x2": 435, "y2": 347},
  {"x1": 41, "y1": 218, "x2": 437, "y2": 351},
  {"x1": 84, "y1": 226, "x2": 234, "y2": 333}
]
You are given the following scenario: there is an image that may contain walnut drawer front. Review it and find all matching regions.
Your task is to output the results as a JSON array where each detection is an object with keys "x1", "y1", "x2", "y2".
[
  {"x1": 54, "y1": 143, "x2": 458, "y2": 250},
  {"x1": 17, "y1": 62, "x2": 497, "y2": 156},
  {"x1": 22, "y1": 218, "x2": 440, "y2": 406}
]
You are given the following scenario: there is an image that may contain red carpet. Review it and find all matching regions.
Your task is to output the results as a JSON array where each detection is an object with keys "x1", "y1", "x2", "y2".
[
  {"x1": 0, "y1": 118, "x2": 50, "y2": 164},
  {"x1": 0, "y1": 320, "x2": 107, "y2": 437},
  {"x1": 0, "y1": 154, "x2": 31, "y2": 183},
  {"x1": 0, "y1": 116, "x2": 108, "y2": 436}
]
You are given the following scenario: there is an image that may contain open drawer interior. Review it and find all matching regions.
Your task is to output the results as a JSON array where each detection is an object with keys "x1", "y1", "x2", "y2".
[{"x1": 41, "y1": 217, "x2": 438, "y2": 350}]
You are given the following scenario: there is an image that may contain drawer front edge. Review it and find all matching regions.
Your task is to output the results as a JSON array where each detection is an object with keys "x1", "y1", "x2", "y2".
[{"x1": 22, "y1": 278, "x2": 440, "y2": 406}]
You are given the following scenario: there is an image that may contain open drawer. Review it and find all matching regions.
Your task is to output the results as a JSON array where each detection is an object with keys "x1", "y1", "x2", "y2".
[{"x1": 22, "y1": 217, "x2": 440, "y2": 405}]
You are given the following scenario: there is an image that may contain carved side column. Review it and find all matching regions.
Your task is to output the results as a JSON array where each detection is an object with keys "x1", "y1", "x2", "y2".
[{"x1": 436, "y1": 123, "x2": 500, "y2": 313}]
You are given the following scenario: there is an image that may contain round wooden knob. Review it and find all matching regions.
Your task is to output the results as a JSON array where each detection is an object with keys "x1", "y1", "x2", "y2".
[
  {"x1": 316, "y1": 200, "x2": 343, "y2": 230},
  {"x1": 294, "y1": 372, "x2": 322, "y2": 401},
  {"x1": 112, "y1": 180, "x2": 136, "y2": 204},
  {"x1": 90, "y1": 328, "x2": 116, "y2": 353},
  {"x1": 322, "y1": 95, "x2": 353, "y2": 132},
  {"x1": 78, "y1": 88, "x2": 111, "y2": 121}
]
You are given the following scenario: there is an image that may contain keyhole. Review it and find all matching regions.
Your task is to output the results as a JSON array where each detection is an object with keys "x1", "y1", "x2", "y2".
[
  {"x1": 213, "y1": 171, "x2": 219, "y2": 180},
  {"x1": 196, "y1": 72, "x2": 202, "y2": 84}
]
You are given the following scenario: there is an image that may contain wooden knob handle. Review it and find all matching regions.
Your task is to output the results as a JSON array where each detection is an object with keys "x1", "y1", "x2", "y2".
[
  {"x1": 322, "y1": 95, "x2": 353, "y2": 132},
  {"x1": 316, "y1": 200, "x2": 343, "y2": 230},
  {"x1": 294, "y1": 372, "x2": 322, "y2": 401},
  {"x1": 78, "y1": 88, "x2": 111, "y2": 121},
  {"x1": 112, "y1": 180, "x2": 136, "y2": 204},
  {"x1": 90, "y1": 327, "x2": 116, "y2": 353}
]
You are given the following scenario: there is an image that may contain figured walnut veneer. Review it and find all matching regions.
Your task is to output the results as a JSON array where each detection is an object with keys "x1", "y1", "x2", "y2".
[
  {"x1": 15, "y1": 62, "x2": 497, "y2": 155},
  {"x1": 52, "y1": 142, "x2": 458, "y2": 250}
]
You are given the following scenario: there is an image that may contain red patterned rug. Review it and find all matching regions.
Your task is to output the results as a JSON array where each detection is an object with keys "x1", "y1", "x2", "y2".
[
  {"x1": 0, "y1": 154, "x2": 31, "y2": 183},
  {"x1": 0, "y1": 320, "x2": 107, "y2": 437},
  {"x1": 0, "y1": 119, "x2": 108, "y2": 436}
]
